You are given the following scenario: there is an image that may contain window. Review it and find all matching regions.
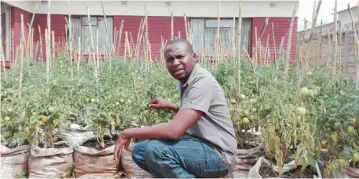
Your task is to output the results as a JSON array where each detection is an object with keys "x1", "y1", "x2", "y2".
[
  {"x1": 343, "y1": 22, "x2": 359, "y2": 31},
  {"x1": 70, "y1": 16, "x2": 113, "y2": 54},
  {"x1": 190, "y1": 18, "x2": 251, "y2": 56}
]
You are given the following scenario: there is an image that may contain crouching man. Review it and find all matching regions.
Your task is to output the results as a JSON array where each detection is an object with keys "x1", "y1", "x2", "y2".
[{"x1": 114, "y1": 38, "x2": 237, "y2": 178}]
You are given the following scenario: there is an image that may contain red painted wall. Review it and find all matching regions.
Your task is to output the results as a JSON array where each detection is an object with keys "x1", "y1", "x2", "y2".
[
  {"x1": 113, "y1": 15, "x2": 188, "y2": 62},
  {"x1": 250, "y1": 17, "x2": 298, "y2": 63},
  {"x1": 33, "y1": 14, "x2": 66, "y2": 59},
  {"x1": 11, "y1": 7, "x2": 32, "y2": 57}
]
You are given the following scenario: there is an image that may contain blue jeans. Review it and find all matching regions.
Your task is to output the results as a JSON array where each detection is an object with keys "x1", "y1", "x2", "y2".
[{"x1": 131, "y1": 136, "x2": 229, "y2": 178}]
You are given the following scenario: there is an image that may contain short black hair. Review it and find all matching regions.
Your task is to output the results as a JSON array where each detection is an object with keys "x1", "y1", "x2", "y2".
[{"x1": 165, "y1": 38, "x2": 194, "y2": 54}]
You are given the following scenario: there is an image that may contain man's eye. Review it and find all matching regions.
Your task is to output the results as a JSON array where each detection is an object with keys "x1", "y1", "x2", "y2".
[
  {"x1": 166, "y1": 58, "x2": 174, "y2": 62},
  {"x1": 176, "y1": 55, "x2": 183, "y2": 59}
]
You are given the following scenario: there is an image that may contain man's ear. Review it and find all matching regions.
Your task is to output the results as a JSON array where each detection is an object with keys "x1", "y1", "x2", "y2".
[{"x1": 192, "y1": 53, "x2": 198, "y2": 62}]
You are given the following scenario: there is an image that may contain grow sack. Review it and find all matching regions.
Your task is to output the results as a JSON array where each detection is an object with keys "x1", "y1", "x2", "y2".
[
  {"x1": 346, "y1": 166, "x2": 359, "y2": 178},
  {"x1": 119, "y1": 144, "x2": 153, "y2": 178},
  {"x1": 59, "y1": 124, "x2": 95, "y2": 147},
  {"x1": 28, "y1": 141, "x2": 74, "y2": 178},
  {"x1": 248, "y1": 157, "x2": 322, "y2": 178},
  {"x1": 73, "y1": 136, "x2": 121, "y2": 178},
  {"x1": 0, "y1": 144, "x2": 30, "y2": 178},
  {"x1": 236, "y1": 142, "x2": 264, "y2": 171}
]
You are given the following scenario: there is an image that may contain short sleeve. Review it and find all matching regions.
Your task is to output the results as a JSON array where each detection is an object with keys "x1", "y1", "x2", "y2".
[{"x1": 181, "y1": 77, "x2": 214, "y2": 114}]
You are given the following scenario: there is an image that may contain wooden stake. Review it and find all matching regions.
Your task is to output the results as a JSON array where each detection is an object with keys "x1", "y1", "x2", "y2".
[
  {"x1": 171, "y1": 11, "x2": 174, "y2": 40},
  {"x1": 236, "y1": 0, "x2": 243, "y2": 93},
  {"x1": 285, "y1": 1, "x2": 298, "y2": 74},
  {"x1": 333, "y1": 0, "x2": 338, "y2": 74}
]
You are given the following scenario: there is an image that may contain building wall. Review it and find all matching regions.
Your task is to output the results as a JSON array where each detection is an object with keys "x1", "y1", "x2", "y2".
[
  {"x1": 6, "y1": 0, "x2": 299, "y2": 62},
  {"x1": 251, "y1": 17, "x2": 298, "y2": 62},
  {"x1": 27, "y1": 0, "x2": 299, "y2": 18},
  {"x1": 113, "y1": 15, "x2": 187, "y2": 60},
  {"x1": 338, "y1": 7, "x2": 359, "y2": 31},
  {"x1": 10, "y1": 6, "x2": 32, "y2": 55},
  {"x1": 32, "y1": 14, "x2": 67, "y2": 59}
]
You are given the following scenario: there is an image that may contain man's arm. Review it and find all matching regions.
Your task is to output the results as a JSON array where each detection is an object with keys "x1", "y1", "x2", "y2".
[
  {"x1": 122, "y1": 77, "x2": 214, "y2": 141},
  {"x1": 121, "y1": 108, "x2": 202, "y2": 140}
]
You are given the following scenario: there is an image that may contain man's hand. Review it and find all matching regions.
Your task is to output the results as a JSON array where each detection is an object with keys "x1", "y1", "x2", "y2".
[
  {"x1": 150, "y1": 98, "x2": 178, "y2": 112},
  {"x1": 114, "y1": 134, "x2": 131, "y2": 166}
]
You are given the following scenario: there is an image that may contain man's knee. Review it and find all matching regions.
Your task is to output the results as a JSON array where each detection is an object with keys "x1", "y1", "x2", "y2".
[
  {"x1": 144, "y1": 140, "x2": 169, "y2": 161},
  {"x1": 131, "y1": 140, "x2": 148, "y2": 164}
]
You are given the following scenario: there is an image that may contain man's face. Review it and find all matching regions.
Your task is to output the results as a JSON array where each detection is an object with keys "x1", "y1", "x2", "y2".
[{"x1": 164, "y1": 43, "x2": 198, "y2": 81}]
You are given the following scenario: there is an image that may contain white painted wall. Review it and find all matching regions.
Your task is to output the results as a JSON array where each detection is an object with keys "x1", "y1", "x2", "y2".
[
  {"x1": 2, "y1": 0, "x2": 34, "y2": 13},
  {"x1": 338, "y1": 7, "x2": 359, "y2": 30},
  {"x1": 5, "y1": 0, "x2": 299, "y2": 18}
]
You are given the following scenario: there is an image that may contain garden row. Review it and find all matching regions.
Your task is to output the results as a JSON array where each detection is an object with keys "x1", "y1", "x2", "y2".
[{"x1": 1, "y1": 56, "x2": 359, "y2": 178}]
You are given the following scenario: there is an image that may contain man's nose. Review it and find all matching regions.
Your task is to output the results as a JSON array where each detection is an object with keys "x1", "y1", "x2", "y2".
[{"x1": 173, "y1": 58, "x2": 180, "y2": 66}]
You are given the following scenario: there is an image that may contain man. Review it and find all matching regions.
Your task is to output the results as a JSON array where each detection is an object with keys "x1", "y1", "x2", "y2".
[{"x1": 114, "y1": 38, "x2": 237, "y2": 178}]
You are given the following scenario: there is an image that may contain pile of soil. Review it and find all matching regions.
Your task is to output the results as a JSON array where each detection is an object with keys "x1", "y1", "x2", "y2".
[
  {"x1": 82, "y1": 135, "x2": 118, "y2": 150},
  {"x1": 259, "y1": 164, "x2": 317, "y2": 178}
]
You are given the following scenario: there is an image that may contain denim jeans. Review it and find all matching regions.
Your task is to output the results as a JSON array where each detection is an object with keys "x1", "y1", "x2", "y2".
[{"x1": 131, "y1": 136, "x2": 229, "y2": 178}]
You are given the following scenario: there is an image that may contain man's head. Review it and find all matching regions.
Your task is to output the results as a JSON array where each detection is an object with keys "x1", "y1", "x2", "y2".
[{"x1": 164, "y1": 38, "x2": 198, "y2": 82}]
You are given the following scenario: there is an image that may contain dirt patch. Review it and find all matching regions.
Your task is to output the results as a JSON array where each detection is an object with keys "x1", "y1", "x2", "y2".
[
  {"x1": 83, "y1": 135, "x2": 118, "y2": 150},
  {"x1": 259, "y1": 164, "x2": 317, "y2": 178}
]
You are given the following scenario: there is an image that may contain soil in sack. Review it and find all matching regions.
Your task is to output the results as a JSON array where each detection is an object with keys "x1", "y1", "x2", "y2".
[
  {"x1": 74, "y1": 135, "x2": 121, "y2": 178},
  {"x1": 233, "y1": 134, "x2": 264, "y2": 178},
  {"x1": 0, "y1": 142, "x2": 31, "y2": 178},
  {"x1": 346, "y1": 161, "x2": 359, "y2": 178},
  {"x1": 248, "y1": 157, "x2": 322, "y2": 178},
  {"x1": 119, "y1": 141, "x2": 153, "y2": 178},
  {"x1": 28, "y1": 141, "x2": 74, "y2": 178}
]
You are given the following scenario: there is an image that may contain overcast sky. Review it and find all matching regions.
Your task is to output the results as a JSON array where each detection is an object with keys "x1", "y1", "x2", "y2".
[{"x1": 297, "y1": 0, "x2": 358, "y2": 31}]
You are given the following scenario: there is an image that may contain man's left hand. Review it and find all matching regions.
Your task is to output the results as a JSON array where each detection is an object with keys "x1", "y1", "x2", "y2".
[{"x1": 114, "y1": 134, "x2": 131, "y2": 166}]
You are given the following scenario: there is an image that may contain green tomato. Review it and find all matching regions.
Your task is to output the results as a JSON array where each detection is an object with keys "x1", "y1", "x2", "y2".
[
  {"x1": 5, "y1": 116, "x2": 10, "y2": 121},
  {"x1": 242, "y1": 117, "x2": 250, "y2": 124},
  {"x1": 347, "y1": 126, "x2": 355, "y2": 134},
  {"x1": 296, "y1": 107, "x2": 306, "y2": 116},
  {"x1": 353, "y1": 152, "x2": 359, "y2": 162},
  {"x1": 299, "y1": 87, "x2": 313, "y2": 97},
  {"x1": 239, "y1": 94, "x2": 246, "y2": 101},
  {"x1": 48, "y1": 106, "x2": 56, "y2": 113}
]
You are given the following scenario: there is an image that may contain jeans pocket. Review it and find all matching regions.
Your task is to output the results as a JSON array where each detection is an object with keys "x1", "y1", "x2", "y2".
[{"x1": 181, "y1": 158, "x2": 229, "y2": 178}]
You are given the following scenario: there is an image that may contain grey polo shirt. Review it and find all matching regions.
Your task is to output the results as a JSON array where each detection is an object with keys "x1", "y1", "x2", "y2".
[{"x1": 178, "y1": 63, "x2": 237, "y2": 170}]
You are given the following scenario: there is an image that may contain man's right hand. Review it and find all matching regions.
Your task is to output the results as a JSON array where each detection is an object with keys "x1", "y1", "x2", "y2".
[{"x1": 149, "y1": 98, "x2": 179, "y2": 112}]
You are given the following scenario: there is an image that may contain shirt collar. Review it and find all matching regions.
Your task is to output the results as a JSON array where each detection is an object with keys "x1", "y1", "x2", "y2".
[{"x1": 180, "y1": 63, "x2": 200, "y2": 88}]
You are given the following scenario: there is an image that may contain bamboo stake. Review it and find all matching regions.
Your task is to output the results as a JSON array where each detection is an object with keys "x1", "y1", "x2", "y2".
[
  {"x1": 124, "y1": 31, "x2": 128, "y2": 61},
  {"x1": 96, "y1": 28, "x2": 99, "y2": 71},
  {"x1": 77, "y1": 36, "x2": 81, "y2": 82},
  {"x1": 19, "y1": 14, "x2": 25, "y2": 98},
  {"x1": 338, "y1": 22, "x2": 343, "y2": 74},
  {"x1": 144, "y1": 5, "x2": 152, "y2": 64},
  {"x1": 171, "y1": 11, "x2": 174, "y2": 40},
  {"x1": 232, "y1": 11, "x2": 236, "y2": 56},
  {"x1": 67, "y1": 0, "x2": 74, "y2": 79},
  {"x1": 117, "y1": 20, "x2": 124, "y2": 56},
  {"x1": 86, "y1": 3, "x2": 96, "y2": 62},
  {"x1": 38, "y1": 25, "x2": 43, "y2": 61},
  {"x1": 271, "y1": 22, "x2": 277, "y2": 61},
  {"x1": 135, "y1": 18, "x2": 145, "y2": 59},
  {"x1": 285, "y1": 1, "x2": 298, "y2": 75},
  {"x1": 52, "y1": 30, "x2": 55, "y2": 59},
  {"x1": 184, "y1": 14, "x2": 188, "y2": 40},
  {"x1": 348, "y1": 3, "x2": 359, "y2": 64},
  {"x1": 216, "y1": 1, "x2": 220, "y2": 70},
  {"x1": 333, "y1": 0, "x2": 338, "y2": 74},
  {"x1": 236, "y1": 0, "x2": 243, "y2": 93},
  {"x1": 0, "y1": 7, "x2": 6, "y2": 79},
  {"x1": 319, "y1": 20, "x2": 323, "y2": 65}
]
